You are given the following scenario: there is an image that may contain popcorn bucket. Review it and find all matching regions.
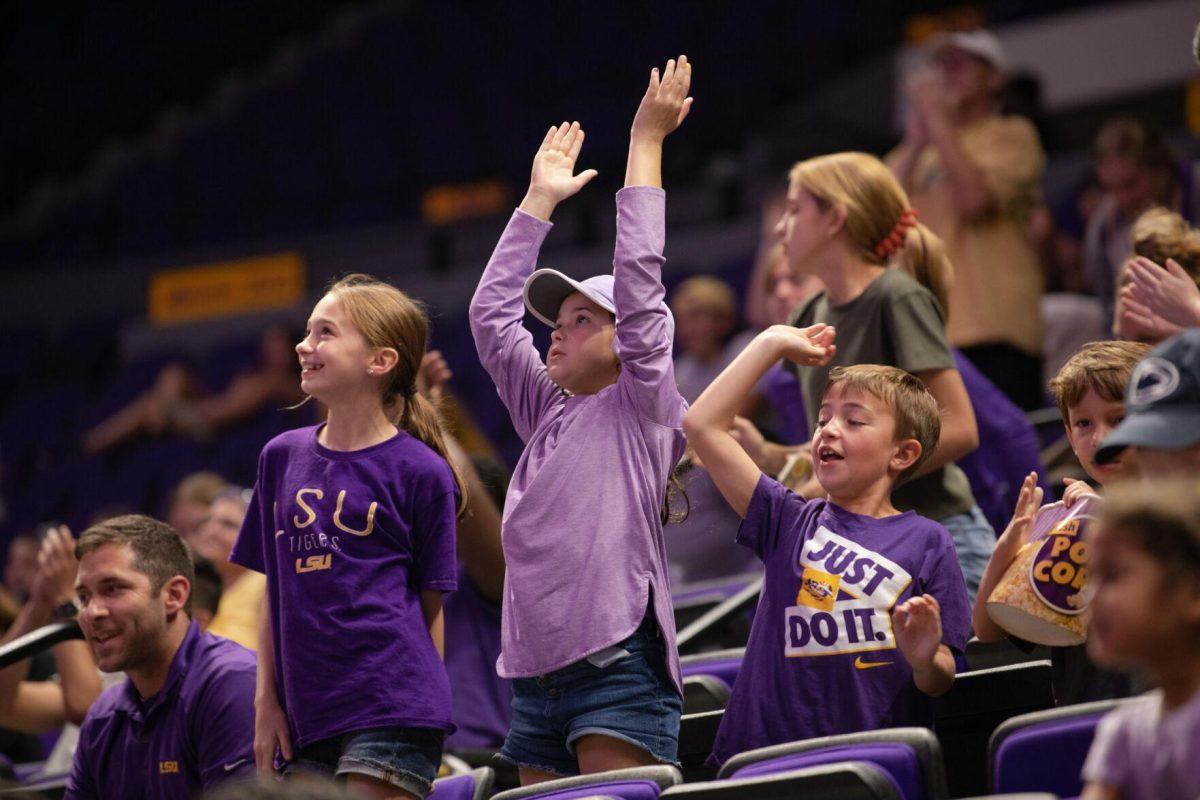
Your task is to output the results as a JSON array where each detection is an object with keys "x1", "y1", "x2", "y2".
[{"x1": 986, "y1": 497, "x2": 1099, "y2": 647}]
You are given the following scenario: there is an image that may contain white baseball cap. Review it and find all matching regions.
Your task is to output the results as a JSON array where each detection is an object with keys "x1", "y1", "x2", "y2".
[
  {"x1": 931, "y1": 30, "x2": 1007, "y2": 74},
  {"x1": 522, "y1": 269, "x2": 616, "y2": 327}
]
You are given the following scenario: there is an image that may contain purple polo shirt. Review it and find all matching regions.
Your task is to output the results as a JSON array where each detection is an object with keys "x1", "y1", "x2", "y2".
[{"x1": 65, "y1": 622, "x2": 256, "y2": 800}]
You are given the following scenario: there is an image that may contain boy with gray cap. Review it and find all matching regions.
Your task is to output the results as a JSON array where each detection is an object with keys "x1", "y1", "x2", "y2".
[{"x1": 1095, "y1": 328, "x2": 1200, "y2": 477}]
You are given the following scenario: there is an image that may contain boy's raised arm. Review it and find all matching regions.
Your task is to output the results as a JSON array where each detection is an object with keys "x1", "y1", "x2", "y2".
[{"x1": 684, "y1": 325, "x2": 835, "y2": 517}]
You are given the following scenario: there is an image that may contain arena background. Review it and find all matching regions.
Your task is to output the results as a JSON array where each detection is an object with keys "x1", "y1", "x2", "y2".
[{"x1": 0, "y1": 0, "x2": 1196, "y2": 537}]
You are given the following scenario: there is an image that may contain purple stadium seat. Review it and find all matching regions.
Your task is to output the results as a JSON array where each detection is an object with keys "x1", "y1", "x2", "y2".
[
  {"x1": 429, "y1": 767, "x2": 494, "y2": 800},
  {"x1": 679, "y1": 648, "x2": 744, "y2": 692},
  {"x1": 661, "y1": 761, "x2": 903, "y2": 800},
  {"x1": 490, "y1": 765, "x2": 681, "y2": 800},
  {"x1": 989, "y1": 698, "x2": 1135, "y2": 799},
  {"x1": 718, "y1": 727, "x2": 947, "y2": 800}
]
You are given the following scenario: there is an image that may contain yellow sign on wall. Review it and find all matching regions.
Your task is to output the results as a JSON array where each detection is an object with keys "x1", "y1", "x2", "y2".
[{"x1": 149, "y1": 252, "x2": 306, "y2": 324}]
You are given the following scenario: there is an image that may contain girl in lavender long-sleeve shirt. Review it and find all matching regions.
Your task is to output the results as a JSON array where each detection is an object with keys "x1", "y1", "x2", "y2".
[{"x1": 469, "y1": 57, "x2": 693, "y2": 783}]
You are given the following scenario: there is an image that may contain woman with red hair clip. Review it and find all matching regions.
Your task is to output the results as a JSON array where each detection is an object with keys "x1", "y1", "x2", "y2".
[{"x1": 761, "y1": 151, "x2": 994, "y2": 601}]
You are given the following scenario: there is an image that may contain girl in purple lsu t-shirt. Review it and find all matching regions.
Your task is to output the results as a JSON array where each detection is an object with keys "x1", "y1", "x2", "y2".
[
  {"x1": 468, "y1": 57, "x2": 693, "y2": 782},
  {"x1": 230, "y1": 275, "x2": 464, "y2": 800}
]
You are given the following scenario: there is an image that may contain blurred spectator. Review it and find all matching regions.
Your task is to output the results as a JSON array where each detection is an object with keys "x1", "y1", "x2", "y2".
[
  {"x1": 192, "y1": 487, "x2": 263, "y2": 650},
  {"x1": 2, "y1": 536, "x2": 38, "y2": 603},
  {"x1": 0, "y1": 527, "x2": 106, "y2": 775},
  {"x1": 190, "y1": 556, "x2": 225, "y2": 633},
  {"x1": 1084, "y1": 119, "x2": 1182, "y2": 332},
  {"x1": 664, "y1": 452, "x2": 760, "y2": 586},
  {"x1": 671, "y1": 276, "x2": 756, "y2": 404},
  {"x1": 166, "y1": 471, "x2": 228, "y2": 546},
  {"x1": 889, "y1": 30, "x2": 1047, "y2": 409},
  {"x1": 1114, "y1": 207, "x2": 1200, "y2": 343},
  {"x1": 82, "y1": 325, "x2": 305, "y2": 455}
]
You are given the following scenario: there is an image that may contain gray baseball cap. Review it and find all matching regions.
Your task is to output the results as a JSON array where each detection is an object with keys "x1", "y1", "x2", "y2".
[
  {"x1": 1095, "y1": 328, "x2": 1200, "y2": 464},
  {"x1": 522, "y1": 269, "x2": 616, "y2": 327}
]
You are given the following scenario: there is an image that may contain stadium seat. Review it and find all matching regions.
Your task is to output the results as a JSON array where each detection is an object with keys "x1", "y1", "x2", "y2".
[
  {"x1": 934, "y1": 661, "x2": 1055, "y2": 797},
  {"x1": 490, "y1": 765, "x2": 682, "y2": 800},
  {"x1": 682, "y1": 675, "x2": 731, "y2": 714},
  {"x1": 660, "y1": 761, "x2": 902, "y2": 800},
  {"x1": 717, "y1": 727, "x2": 948, "y2": 800},
  {"x1": 429, "y1": 766, "x2": 494, "y2": 800},
  {"x1": 676, "y1": 577, "x2": 762, "y2": 655},
  {"x1": 679, "y1": 648, "x2": 744, "y2": 692},
  {"x1": 988, "y1": 698, "x2": 1135, "y2": 798}
]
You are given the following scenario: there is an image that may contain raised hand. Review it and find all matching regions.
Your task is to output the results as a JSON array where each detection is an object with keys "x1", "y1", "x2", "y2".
[
  {"x1": 769, "y1": 323, "x2": 836, "y2": 367},
  {"x1": 631, "y1": 55, "x2": 694, "y2": 143},
  {"x1": 30, "y1": 526, "x2": 79, "y2": 611},
  {"x1": 893, "y1": 594, "x2": 943, "y2": 670},
  {"x1": 520, "y1": 121, "x2": 599, "y2": 222},
  {"x1": 416, "y1": 350, "x2": 453, "y2": 403},
  {"x1": 1126, "y1": 255, "x2": 1200, "y2": 329}
]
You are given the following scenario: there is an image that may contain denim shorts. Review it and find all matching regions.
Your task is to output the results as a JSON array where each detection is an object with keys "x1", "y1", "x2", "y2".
[
  {"x1": 940, "y1": 504, "x2": 996, "y2": 605},
  {"x1": 284, "y1": 726, "x2": 443, "y2": 798},
  {"x1": 498, "y1": 615, "x2": 682, "y2": 776}
]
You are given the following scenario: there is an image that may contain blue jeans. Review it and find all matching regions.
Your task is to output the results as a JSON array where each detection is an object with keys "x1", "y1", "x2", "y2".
[
  {"x1": 285, "y1": 726, "x2": 443, "y2": 798},
  {"x1": 499, "y1": 616, "x2": 682, "y2": 776},
  {"x1": 940, "y1": 504, "x2": 996, "y2": 606}
]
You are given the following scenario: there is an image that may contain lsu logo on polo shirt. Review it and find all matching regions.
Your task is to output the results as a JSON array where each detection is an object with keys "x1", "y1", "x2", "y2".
[{"x1": 785, "y1": 526, "x2": 911, "y2": 658}]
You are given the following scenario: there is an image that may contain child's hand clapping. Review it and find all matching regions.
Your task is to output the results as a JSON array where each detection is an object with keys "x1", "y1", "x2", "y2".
[
  {"x1": 520, "y1": 121, "x2": 599, "y2": 222},
  {"x1": 893, "y1": 593, "x2": 943, "y2": 670},
  {"x1": 631, "y1": 55, "x2": 693, "y2": 143},
  {"x1": 30, "y1": 525, "x2": 78, "y2": 611}
]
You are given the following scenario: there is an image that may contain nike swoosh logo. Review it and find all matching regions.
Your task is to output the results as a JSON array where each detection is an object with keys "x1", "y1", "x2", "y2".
[
  {"x1": 224, "y1": 759, "x2": 248, "y2": 772},
  {"x1": 854, "y1": 656, "x2": 892, "y2": 670}
]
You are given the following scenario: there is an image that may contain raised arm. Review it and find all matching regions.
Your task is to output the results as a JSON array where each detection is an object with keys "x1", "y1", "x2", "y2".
[
  {"x1": 684, "y1": 325, "x2": 834, "y2": 516},
  {"x1": 613, "y1": 56, "x2": 693, "y2": 422},
  {"x1": 469, "y1": 122, "x2": 597, "y2": 440}
]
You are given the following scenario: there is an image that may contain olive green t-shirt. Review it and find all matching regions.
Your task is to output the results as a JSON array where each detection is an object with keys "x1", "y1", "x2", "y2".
[{"x1": 788, "y1": 268, "x2": 976, "y2": 521}]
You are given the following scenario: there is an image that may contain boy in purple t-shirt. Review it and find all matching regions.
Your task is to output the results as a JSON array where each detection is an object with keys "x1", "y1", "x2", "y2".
[
  {"x1": 1079, "y1": 479, "x2": 1200, "y2": 800},
  {"x1": 683, "y1": 337, "x2": 970, "y2": 765}
]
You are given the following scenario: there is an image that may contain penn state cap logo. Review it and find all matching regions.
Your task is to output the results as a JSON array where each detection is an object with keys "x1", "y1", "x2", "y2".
[{"x1": 1129, "y1": 357, "x2": 1180, "y2": 409}]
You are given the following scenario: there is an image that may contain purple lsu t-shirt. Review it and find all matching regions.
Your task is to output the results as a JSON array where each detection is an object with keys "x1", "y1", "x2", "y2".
[
  {"x1": 230, "y1": 425, "x2": 459, "y2": 749},
  {"x1": 444, "y1": 568, "x2": 512, "y2": 749},
  {"x1": 710, "y1": 475, "x2": 971, "y2": 765},
  {"x1": 65, "y1": 622, "x2": 256, "y2": 800}
]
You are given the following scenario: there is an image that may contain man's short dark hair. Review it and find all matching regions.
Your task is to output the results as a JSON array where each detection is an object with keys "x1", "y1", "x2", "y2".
[{"x1": 76, "y1": 515, "x2": 195, "y2": 614}]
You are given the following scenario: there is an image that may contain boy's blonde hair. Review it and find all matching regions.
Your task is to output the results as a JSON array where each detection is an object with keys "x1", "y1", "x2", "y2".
[
  {"x1": 822, "y1": 365, "x2": 941, "y2": 484},
  {"x1": 789, "y1": 152, "x2": 954, "y2": 315},
  {"x1": 1131, "y1": 206, "x2": 1200, "y2": 285},
  {"x1": 1102, "y1": 478, "x2": 1200, "y2": 586},
  {"x1": 1049, "y1": 341, "x2": 1151, "y2": 422}
]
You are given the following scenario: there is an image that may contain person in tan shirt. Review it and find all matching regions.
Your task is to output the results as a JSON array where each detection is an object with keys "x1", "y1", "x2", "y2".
[
  {"x1": 889, "y1": 30, "x2": 1047, "y2": 410},
  {"x1": 192, "y1": 487, "x2": 264, "y2": 651}
]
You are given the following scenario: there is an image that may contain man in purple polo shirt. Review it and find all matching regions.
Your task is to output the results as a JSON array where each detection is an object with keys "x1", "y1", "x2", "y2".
[{"x1": 65, "y1": 514, "x2": 256, "y2": 800}]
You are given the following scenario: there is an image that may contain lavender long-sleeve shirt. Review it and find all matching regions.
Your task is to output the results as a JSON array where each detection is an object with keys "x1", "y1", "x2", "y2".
[{"x1": 470, "y1": 187, "x2": 687, "y2": 693}]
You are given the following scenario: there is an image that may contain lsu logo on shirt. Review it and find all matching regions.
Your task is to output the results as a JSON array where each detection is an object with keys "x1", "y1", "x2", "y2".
[
  {"x1": 159, "y1": 761, "x2": 179, "y2": 774},
  {"x1": 785, "y1": 526, "x2": 912, "y2": 658},
  {"x1": 295, "y1": 553, "x2": 333, "y2": 574}
]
